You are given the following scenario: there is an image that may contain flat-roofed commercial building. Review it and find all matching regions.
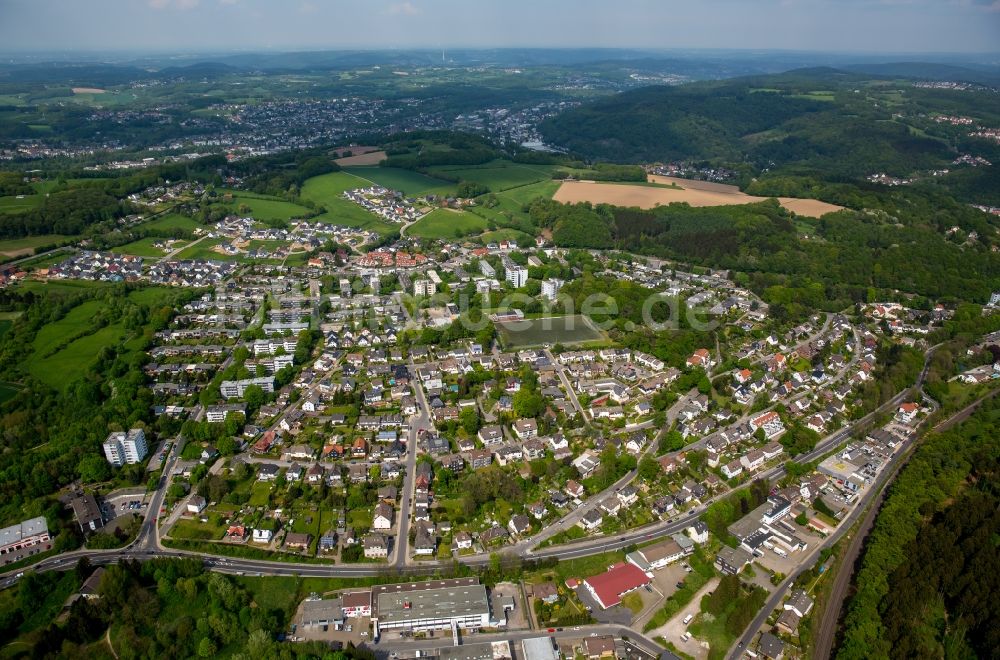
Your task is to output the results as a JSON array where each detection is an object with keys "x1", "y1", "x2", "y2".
[
  {"x1": 371, "y1": 577, "x2": 504, "y2": 634},
  {"x1": 0, "y1": 517, "x2": 50, "y2": 564},
  {"x1": 521, "y1": 637, "x2": 559, "y2": 660},
  {"x1": 439, "y1": 641, "x2": 512, "y2": 660}
]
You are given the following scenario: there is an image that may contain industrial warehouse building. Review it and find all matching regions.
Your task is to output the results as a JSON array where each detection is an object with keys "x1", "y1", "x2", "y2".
[{"x1": 371, "y1": 578, "x2": 511, "y2": 635}]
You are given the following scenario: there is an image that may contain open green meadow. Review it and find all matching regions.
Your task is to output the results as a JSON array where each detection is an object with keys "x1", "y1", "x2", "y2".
[
  {"x1": 116, "y1": 236, "x2": 186, "y2": 258},
  {"x1": 21, "y1": 287, "x2": 180, "y2": 388},
  {"x1": 478, "y1": 228, "x2": 535, "y2": 245},
  {"x1": 219, "y1": 190, "x2": 314, "y2": 223},
  {"x1": 427, "y1": 160, "x2": 556, "y2": 191},
  {"x1": 497, "y1": 314, "x2": 607, "y2": 348},
  {"x1": 407, "y1": 208, "x2": 487, "y2": 239},
  {"x1": 300, "y1": 171, "x2": 399, "y2": 235},
  {"x1": 140, "y1": 213, "x2": 203, "y2": 234},
  {"x1": 0, "y1": 194, "x2": 43, "y2": 214},
  {"x1": 342, "y1": 166, "x2": 455, "y2": 197}
]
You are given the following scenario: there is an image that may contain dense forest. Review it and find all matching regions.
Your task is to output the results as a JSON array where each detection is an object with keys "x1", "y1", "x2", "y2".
[
  {"x1": 836, "y1": 396, "x2": 1000, "y2": 659},
  {"x1": 1, "y1": 557, "x2": 372, "y2": 659},
  {"x1": 0, "y1": 285, "x2": 197, "y2": 528},
  {"x1": 531, "y1": 197, "x2": 1000, "y2": 305},
  {"x1": 540, "y1": 68, "x2": 1000, "y2": 206}
]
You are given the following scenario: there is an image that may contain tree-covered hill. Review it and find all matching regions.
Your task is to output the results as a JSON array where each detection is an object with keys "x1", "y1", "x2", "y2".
[{"x1": 539, "y1": 68, "x2": 1000, "y2": 192}]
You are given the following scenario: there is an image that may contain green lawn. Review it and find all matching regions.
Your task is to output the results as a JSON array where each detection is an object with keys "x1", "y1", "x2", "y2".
[
  {"x1": 407, "y1": 208, "x2": 488, "y2": 240},
  {"x1": 300, "y1": 171, "x2": 404, "y2": 236},
  {"x1": 116, "y1": 236, "x2": 187, "y2": 257},
  {"x1": 0, "y1": 194, "x2": 43, "y2": 214},
  {"x1": 171, "y1": 517, "x2": 227, "y2": 541},
  {"x1": 248, "y1": 482, "x2": 273, "y2": 507},
  {"x1": 342, "y1": 166, "x2": 455, "y2": 197},
  {"x1": 427, "y1": 160, "x2": 556, "y2": 191}
]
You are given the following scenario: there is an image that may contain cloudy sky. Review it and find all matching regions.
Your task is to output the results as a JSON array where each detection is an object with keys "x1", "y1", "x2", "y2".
[{"x1": 0, "y1": 0, "x2": 997, "y2": 54}]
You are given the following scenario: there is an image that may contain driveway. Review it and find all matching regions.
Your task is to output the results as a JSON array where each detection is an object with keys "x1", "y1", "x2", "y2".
[{"x1": 575, "y1": 586, "x2": 633, "y2": 626}]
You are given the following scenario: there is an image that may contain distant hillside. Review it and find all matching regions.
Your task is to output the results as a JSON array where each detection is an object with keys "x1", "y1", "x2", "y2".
[
  {"x1": 539, "y1": 67, "x2": 994, "y2": 180},
  {"x1": 843, "y1": 61, "x2": 1000, "y2": 86}
]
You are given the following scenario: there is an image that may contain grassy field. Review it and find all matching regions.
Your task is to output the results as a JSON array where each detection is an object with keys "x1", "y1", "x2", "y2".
[
  {"x1": 22, "y1": 287, "x2": 178, "y2": 387},
  {"x1": 219, "y1": 190, "x2": 314, "y2": 223},
  {"x1": 176, "y1": 237, "x2": 284, "y2": 264},
  {"x1": 342, "y1": 166, "x2": 455, "y2": 197},
  {"x1": 0, "y1": 234, "x2": 75, "y2": 256},
  {"x1": 0, "y1": 382, "x2": 19, "y2": 404},
  {"x1": 29, "y1": 323, "x2": 127, "y2": 387},
  {"x1": 300, "y1": 171, "x2": 399, "y2": 235},
  {"x1": 140, "y1": 213, "x2": 203, "y2": 234},
  {"x1": 478, "y1": 228, "x2": 535, "y2": 245},
  {"x1": 0, "y1": 194, "x2": 43, "y2": 214},
  {"x1": 427, "y1": 160, "x2": 556, "y2": 191},
  {"x1": 407, "y1": 208, "x2": 488, "y2": 239},
  {"x1": 116, "y1": 236, "x2": 186, "y2": 257},
  {"x1": 497, "y1": 315, "x2": 606, "y2": 348}
]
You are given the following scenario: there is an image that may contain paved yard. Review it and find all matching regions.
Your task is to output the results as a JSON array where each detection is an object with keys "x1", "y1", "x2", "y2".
[{"x1": 648, "y1": 576, "x2": 719, "y2": 660}]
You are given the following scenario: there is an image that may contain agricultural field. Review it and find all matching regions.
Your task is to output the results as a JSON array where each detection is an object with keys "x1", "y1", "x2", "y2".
[
  {"x1": 0, "y1": 234, "x2": 76, "y2": 258},
  {"x1": 342, "y1": 166, "x2": 455, "y2": 197},
  {"x1": 299, "y1": 171, "x2": 399, "y2": 235},
  {"x1": 554, "y1": 177, "x2": 844, "y2": 218},
  {"x1": 426, "y1": 160, "x2": 556, "y2": 191},
  {"x1": 497, "y1": 314, "x2": 607, "y2": 348},
  {"x1": 407, "y1": 208, "x2": 487, "y2": 239}
]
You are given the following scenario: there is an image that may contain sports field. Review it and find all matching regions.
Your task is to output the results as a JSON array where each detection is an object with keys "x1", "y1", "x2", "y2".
[
  {"x1": 407, "y1": 208, "x2": 487, "y2": 239},
  {"x1": 300, "y1": 171, "x2": 400, "y2": 235},
  {"x1": 497, "y1": 314, "x2": 607, "y2": 348},
  {"x1": 342, "y1": 166, "x2": 454, "y2": 197},
  {"x1": 554, "y1": 177, "x2": 843, "y2": 218}
]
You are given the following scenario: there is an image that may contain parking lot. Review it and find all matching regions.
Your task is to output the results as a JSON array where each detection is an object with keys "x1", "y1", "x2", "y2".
[{"x1": 101, "y1": 492, "x2": 150, "y2": 521}]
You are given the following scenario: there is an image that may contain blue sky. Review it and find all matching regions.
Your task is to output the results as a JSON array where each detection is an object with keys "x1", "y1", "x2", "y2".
[{"x1": 0, "y1": 0, "x2": 997, "y2": 53}]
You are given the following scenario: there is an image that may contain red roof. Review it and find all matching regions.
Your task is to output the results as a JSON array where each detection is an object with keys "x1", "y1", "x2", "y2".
[{"x1": 583, "y1": 562, "x2": 650, "y2": 609}]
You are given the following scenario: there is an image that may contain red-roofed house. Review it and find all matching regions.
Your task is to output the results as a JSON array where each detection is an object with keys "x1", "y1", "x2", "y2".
[
  {"x1": 896, "y1": 402, "x2": 919, "y2": 424},
  {"x1": 583, "y1": 562, "x2": 651, "y2": 609},
  {"x1": 252, "y1": 431, "x2": 276, "y2": 454}
]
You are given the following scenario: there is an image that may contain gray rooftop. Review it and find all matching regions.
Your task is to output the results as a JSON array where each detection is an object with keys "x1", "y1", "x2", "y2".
[
  {"x1": 0, "y1": 516, "x2": 48, "y2": 549},
  {"x1": 375, "y1": 583, "x2": 490, "y2": 624}
]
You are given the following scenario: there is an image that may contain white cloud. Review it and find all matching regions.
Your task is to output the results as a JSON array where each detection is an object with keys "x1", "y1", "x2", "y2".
[{"x1": 386, "y1": 1, "x2": 420, "y2": 16}]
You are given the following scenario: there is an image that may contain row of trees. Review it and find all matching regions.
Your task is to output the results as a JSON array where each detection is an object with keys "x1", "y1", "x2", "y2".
[{"x1": 837, "y1": 395, "x2": 1000, "y2": 659}]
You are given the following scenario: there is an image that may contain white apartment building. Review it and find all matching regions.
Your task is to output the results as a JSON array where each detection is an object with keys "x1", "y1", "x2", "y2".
[
  {"x1": 103, "y1": 429, "x2": 148, "y2": 467},
  {"x1": 541, "y1": 278, "x2": 564, "y2": 301}
]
